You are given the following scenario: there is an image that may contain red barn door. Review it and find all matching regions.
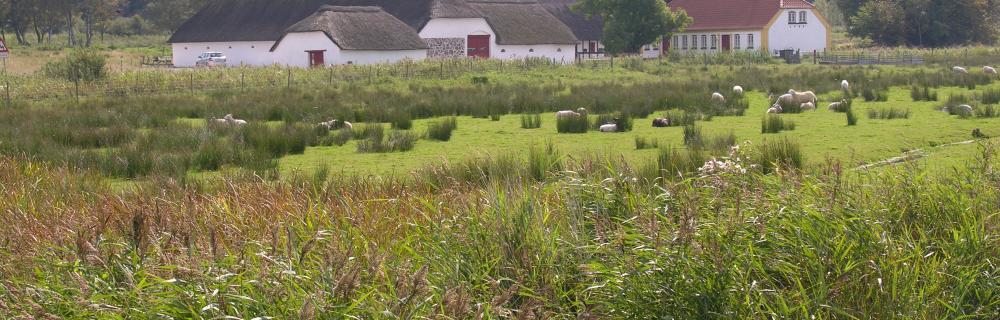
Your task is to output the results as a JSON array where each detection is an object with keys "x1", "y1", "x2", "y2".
[{"x1": 467, "y1": 35, "x2": 491, "y2": 58}]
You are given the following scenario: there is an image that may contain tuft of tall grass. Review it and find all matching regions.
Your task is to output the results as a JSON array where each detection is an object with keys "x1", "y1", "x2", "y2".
[
  {"x1": 761, "y1": 114, "x2": 795, "y2": 134},
  {"x1": 683, "y1": 125, "x2": 702, "y2": 147},
  {"x1": 528, "y1": 141, "x2": 563, "y2": 181},
  {"x1": 520, "y1": 114, "x2": 542, "y2": 129},
  {"x1": 662, "y1": 110, "x2": 699, "y2": 127},
  {"x1": 867, "y1": 107, "x2": 911, "y2": 119},
  {"x1": 757, "y1": 137, "x2": 803, "y2": 173},
  {"x1": 910, "y1": 86, "x2": 938, "y2": 101},
  {"x1": 635, "y1": 137, "x2": 660, "y2": 150},
  {"x1": 974, "y1": 105, "x2": 1000, "y2": 118},
  {"x1": 861, "y1": 87, "x2": 889, "y2": 102},
  {"x1": 556, "y1": 114, "x2": 589, "y2": 134},
  {"x1": 357, "y1": 130, "x2": 418, "y2": 153},
  {"x1": 425, "y1": 117, "x2": 458, "y2": 141},
  {"x1": 980, "y1": 88, "x2": 1000, "y2": 105},
  {"x1": 847, "y1": 107, "x2": 859, "y2": 126},
  {"x1": 390, "y1": 110, "x2": 413, "y2": 130},
  {"x1": 592, "y1": 112, "x2": 633, "y2": 132}
]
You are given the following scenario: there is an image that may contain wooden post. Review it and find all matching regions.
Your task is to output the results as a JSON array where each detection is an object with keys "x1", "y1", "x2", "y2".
[
  {"x1": 241, "y1": 72, "x2": 245, "y2": 91},
  {"x1": 287, "y1": 68, "x2": 292, "y2": 88},
  {"x1": 189, "y1": 73, "x2": 194, "y2": 94},
  {"x1": 5, "y1": 81, "x2": 10, "y2": 106},
  {"x1": 329, "y1": 67, "x2": 334, "y2": 84}
]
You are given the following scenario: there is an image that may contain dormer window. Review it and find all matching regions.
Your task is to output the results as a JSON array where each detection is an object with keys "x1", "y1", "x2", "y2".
[{"x1": 799, "y1": 11, "x2": 807, "y2": 23}]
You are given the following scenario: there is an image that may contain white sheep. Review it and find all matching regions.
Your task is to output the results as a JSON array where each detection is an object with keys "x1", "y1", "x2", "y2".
[
  {"x1": 733, "y1": 86, "x2": 744, "y2": 95},
  {"x1": 556, "y1": 110, "x2": 581, "y2": 118},
  {"x1": 985, "y1": 66, "x2": 998, "y2": 75},
  {"x1": 827, "y1": 99, "x2": 848, "y2": 111},
  {"x1": 341, "y1": 121, "x2": 353, "y2": 130},
  {"x1": 576, "y1": 107, "x2": 588, "y2": 114},
  {"x1": 955, "y1": 104, "x2": 974, "y2": 114},
  {"x1": 711, "y1": 92, "x2": 726, "y2": 105},
  {"x1": 767, "y1": 105, "x2": 783, "y2": 114},
  {"x1": 953, "y1": 66, "x2": 969, "y2": 74},
  {"x1": 800, "y1": 102, "x2": 816, "y2": 111},
  {"x1": 787, "y1": 90, "x2": 818, "y2": 105},
  {"x1": 841, "y1": 80, "x2": 850, "y2": 92},
  {"x1": 599, "y1": 123, "x2": 618, "y2": 132}
]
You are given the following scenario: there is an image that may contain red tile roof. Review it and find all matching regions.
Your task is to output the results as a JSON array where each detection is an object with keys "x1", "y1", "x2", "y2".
[{"x1": 667, "y1": 0, "x2": 814, "y2": 31}]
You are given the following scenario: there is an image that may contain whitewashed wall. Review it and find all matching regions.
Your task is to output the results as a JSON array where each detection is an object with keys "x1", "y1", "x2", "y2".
[
  {"x1": 767, "y1": 9, "x2": 828, "y2": 53},
  {"x1": 672, "y1": 31, "x2": 762, "y2": 54},
  {"x1": 271, "y1": 32, "x2": 341, "y2": 67},
  {"x1": 271, "y1": 31, "x2": 426, "y2": 67},
  {"x1": 494, "y1": 44, "x2": 575, "y2": 63},
  {"x1": 172, "y1": 41, "x2": 275, "y2": 67}
]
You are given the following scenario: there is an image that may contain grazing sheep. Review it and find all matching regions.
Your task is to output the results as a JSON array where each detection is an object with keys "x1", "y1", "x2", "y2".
[
  {"x1": 211, "y1": 114, "x2": 248, "y2": 126},
  {"x1": 576, "y1": 107, "x2": 588, "y2": 114},
  {"x1": 599, "y1": 123, "x2": 618, "y2": 132},
  {"x1": 652, "y1": 118, "x2": 670, "y2": 127},
  {"x1": 841, "y1": 80, "x2": 850, "y2": 91},
  {"x1": 711, "y1": 92, "x2": 726, "y2": 104},
  {"x1": 341, "y1": 121, "x2": 353, "y2": 130},
  {"x1": 773, "y1": 93, "x2": 795, "y2": 108},
  {"x1": 557, "y1": 110, "x2": 581, "y2": 118},
  {"x1": 827, "y1": 99, "x2": 848, "y2": 112},
  {"x1": 787, "y1": 90, "x2": 818, "y2": 105},
  {"x1": 985, "y1": 66, "x2": 998, "y2": 75},
  {"x1": 733, "y1": 86, "x2": 744, "y2": 95},
  {"x1": 953, "y1": 66, "x2": 969, "y2": 74},
  {"x1": 800, "y1": 102, "x2": 816, "y2": 111},
  {"x1": 956, "y1": 104, "x2": 974, "y2": 113},
  {"x1": 767, "y1": 105, "x2": 783, "y2": 114}
]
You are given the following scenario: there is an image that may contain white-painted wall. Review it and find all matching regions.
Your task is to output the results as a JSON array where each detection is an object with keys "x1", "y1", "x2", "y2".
[
  {"x1": 767, "y1": 9, "x2": 827, "y2": 54},
  {"x1": 672, "y1": 30, "x2": 762, "y2": 54},
  {"x1": 172, "y1": 41, "x2": 275, "y2": 67},
  {"x1": 271, "y1": 31, "x2": 426, "y2": 67},
  {"x1": 494, "y1": 44, "x2": 575, "y2": 63}
]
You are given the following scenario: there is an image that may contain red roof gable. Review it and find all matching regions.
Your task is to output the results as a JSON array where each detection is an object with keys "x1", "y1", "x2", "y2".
[{"x1": 667, "y1": 0, "x2": 814, "y2": 31}]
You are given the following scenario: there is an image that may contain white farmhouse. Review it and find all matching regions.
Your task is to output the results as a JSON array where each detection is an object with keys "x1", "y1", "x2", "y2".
[
  {"x1": 667, "y1": 0, "x2": 831, "y2": 55},
  {"x1": 271, "y1": 6, "x2": 428, "y2": 67},
  {"x1": 169, "y1": 0, "x2": 579, "y2": 67}
]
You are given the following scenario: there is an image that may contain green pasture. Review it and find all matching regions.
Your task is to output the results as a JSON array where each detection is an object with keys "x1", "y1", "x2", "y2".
[{"x1": 277, "y1": 85, "x2": 1000, "y2": 177}]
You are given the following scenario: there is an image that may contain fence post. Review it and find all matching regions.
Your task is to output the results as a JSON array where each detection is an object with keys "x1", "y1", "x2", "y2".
[
  {"x1": 287, "y1": 68, "x2": 292, "y2": 88},
  {"x1": 189, "y1": 73, "x2": 194, "y2": 94},
  {"x1": 5, "y1": 81, "x2": 9, "y2": 106},
  {"x1": 75, "y1": 80, "x2": 80, "y2": 104},
  {"x1": 329, "y1": 67, "x2": 334, "y2": 84},
  {"x1": 241, "y1": 72, "x2": 245, "y2": 91}
]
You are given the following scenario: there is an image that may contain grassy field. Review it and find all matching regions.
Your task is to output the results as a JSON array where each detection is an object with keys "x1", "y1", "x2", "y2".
[
  {"x1": 277, "y1": 85, "x2": 1000, "y2": 177},
  {"x1": 1, "y1": 50, "x2": 1000, "y2": 318}
]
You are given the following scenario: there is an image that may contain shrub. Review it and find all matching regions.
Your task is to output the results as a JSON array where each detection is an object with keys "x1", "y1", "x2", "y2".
[
  {"x1": 867, "y1": 107, "x2": 910, "y2": 119},
  {"x1": 757, "y1": 137, "x2": 803, "y2": 173},
  {"x1": 975, "y1": 105, "x2": 999, "y2": 118},
  {"x1": 521, "y1": 114, "x2": 542, "y2": 129},
  {"x1": 41, "y1": 49, "x2": 107, "y2": 82},
  {"x1": 355, "y1": 123, "x2": 385, "y2": 141},
  {"x1": 490, "y1": 114, "x2": 501, "y2": 122},
  {"x1": 761, "y1": 114, "x2": 795, "y2": 134},
  {"x1": 847, "y1": 107, "x2": 859, "y2": 126},
  {"x1": 556, "y1": 114, "x2": 588, "y2": 134},
  {"x1": 635, "y1": 137, "x2": 660, "y2": 150},
  {"x1": 426, "y1": 117, "x2": 458, "y2": 141},
  {"x1": 320, "y1": 128, "x2": 354, "y2": 146}
]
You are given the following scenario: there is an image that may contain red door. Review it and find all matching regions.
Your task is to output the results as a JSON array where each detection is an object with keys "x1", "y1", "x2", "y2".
[
  {"x1": 721, "y1": 35, "x2": 731, "y2": 51},
  {"x1": 662, "y1": 38, "x2": 670, "y2": 53},
  {"x1": 307, "y1": 50, "x2": 325, "y2": 67},
  {"x1": 467, "y1": 35, "x2": 490, "y2": 58}
]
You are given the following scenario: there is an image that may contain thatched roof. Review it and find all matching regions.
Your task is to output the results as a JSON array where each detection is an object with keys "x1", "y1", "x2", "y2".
[
  {"x1": 169, "y1": 0, "x2": 327, "y2": 43},
  {"x1": 325, "y1": 0, "x2": 481, "y2": 30},
  {"x1": 538, "y1": 0, "x2": 602, "y2": 41},
  {"x1": 467, "y1": 0, "x2": 578, "y2": 45},
  {"x1": 277, "y1": 6, "x2": 428, "y2": 50}
]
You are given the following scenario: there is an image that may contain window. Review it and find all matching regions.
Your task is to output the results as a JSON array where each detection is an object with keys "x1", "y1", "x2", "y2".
[
  {"x1": 691, "y1": 35, "x2": 697, "y2": 49},
  {"x1": 711, "y1": 35, "x2": 717, "y2": 49},
  {"x1": 747, "y1": 34, "x2": 754, "y2": 49},
  {"x1": 734, "y1": 34, "x2": 741, "y2": 50},
  {"x1": 673, "y1": 36, "x2": 679, "y2": 49},
  {"x1": 682, "y1": 35, "x2": 688, "y2": 49},
  {"x1": 701, "y1": 35, "x2": 707, "y2": 49},
  {"x1": 788, "y1": 11, "x2": 796, "y2": 24},
  {"x1": 799, "y1": 11, "x2": 807, "y2": 23}
]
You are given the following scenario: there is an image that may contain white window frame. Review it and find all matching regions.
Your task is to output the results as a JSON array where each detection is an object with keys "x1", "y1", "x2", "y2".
[
  {"x1": 734, "y1": 34, "x2": 741, "y2": 50},
  {"x1": 682, "y1": 35, "x2": 688, "y2": 49},
  {"x1": 701, "y1": 35, "x2": 707, "y2": 49},
  {"x1": 673, "y1": 36, "x2": 679, "y2": 50},
  {"x1": 691, "y1": 35, "x2": 697, "y2": 49},
  {"x1": 799, "y1": 11, "x2": 807, "y2": 24},
  {"x1": 711, "y1": 35, "x2": 718, "y2": 49},
  {"x1": 747, "y1": 34, "x2": 754, "y2": 49}
]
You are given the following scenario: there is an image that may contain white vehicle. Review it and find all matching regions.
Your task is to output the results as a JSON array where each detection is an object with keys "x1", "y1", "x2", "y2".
[{"x1": 195, "y1": 52, "x2": 227, "y2": 68}]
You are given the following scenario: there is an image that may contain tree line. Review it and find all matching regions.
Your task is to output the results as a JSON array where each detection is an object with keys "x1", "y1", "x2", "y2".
[
  {"x1": 0, "y1": 0, "x2": 207, "y2": 46},
  {"x1": 834, "y1": 0, "x2": 999, "y2": 47}
]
